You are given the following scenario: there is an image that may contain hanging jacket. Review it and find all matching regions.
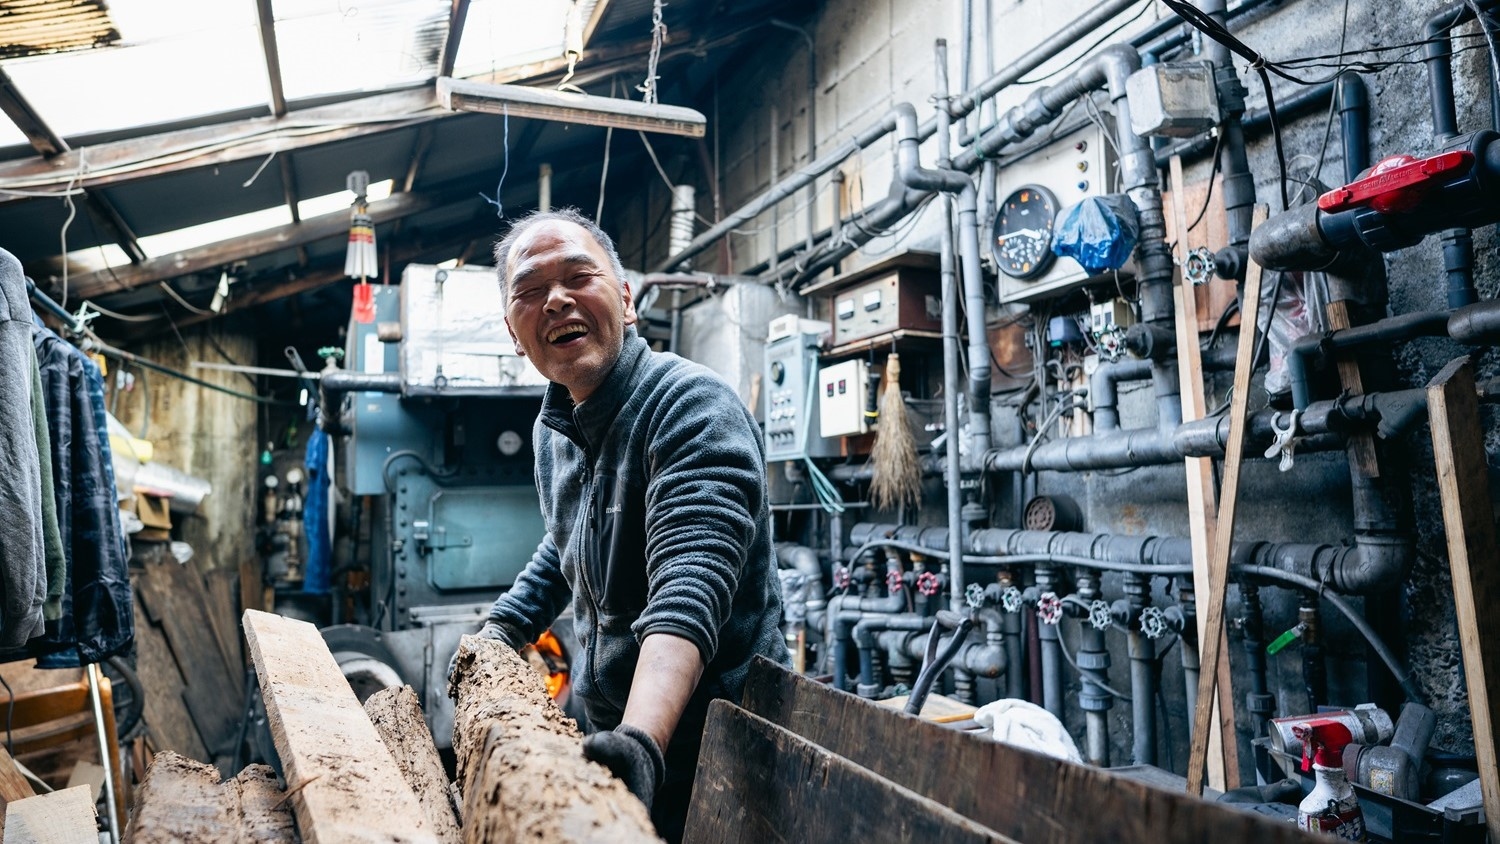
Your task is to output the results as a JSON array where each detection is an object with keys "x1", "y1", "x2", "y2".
[
  {"x1": 0, "y1": 248, "x2": 45, "y2": 649},
  {"x1": 31, "y1": 324, "x2": 133, "y2": 665},
  {"x1": 303, "y1": 426, "x2": 331, "y2": 595},
  {"x1": 28, "y1": 340, "x2": 66, "y2": 621}
]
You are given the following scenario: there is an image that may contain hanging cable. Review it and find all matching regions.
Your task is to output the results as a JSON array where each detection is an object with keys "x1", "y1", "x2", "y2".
[{"x1": 480, "y1": 105, "x2": 510, "y2": 218}]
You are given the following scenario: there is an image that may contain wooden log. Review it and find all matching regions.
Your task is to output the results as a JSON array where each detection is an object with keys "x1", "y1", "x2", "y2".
[
  {"x1": 1427, "y1": 356, "x2": 1500, "y2": 843},
  {"x1": 685, "y1": 701, "x2": 1015, "y2": 844},
  {"x1": 739, "y1": 657, "x2": 1313, "y2": 844},
  {"x1": 364, "y1": 686, "x2": 461, "y2": 844},
  {"x1": 3, "y1": 785, "x2": 95, "y2": 844},
  {"x1": 450, "y1": 636, "x2": 660, "y2": 844},
  {"x1": 243, "y1": 609, "x2": 435, "y2": 844},
  {"x1": 123, "y1": 751, "x2": 295, "y2": 844}
]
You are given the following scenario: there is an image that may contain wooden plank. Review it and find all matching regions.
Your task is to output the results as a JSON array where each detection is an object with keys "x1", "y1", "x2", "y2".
[
  {"x1": 874, "y1": 692, "x2": 977, "y2": 723},
  {"x1": 1426, "y1": 356, "x2": 1500, "y2": 844},
  {"x1": 436, "y1": 0, "x2": 471, "y2": 79},
  {"x1": 1186, "y1": 205, "x2": 1270, "y2": 795},
  {"x1": 202, "y1": 563, "x2": 245, "y2": 674},
  {"x1": 123, "y1": 751, "x2": 295, "y2": 844},
  {"x1": 1161, "y1": 169, "x2": 1237, "y2": 333},
  {"x1": 1169, "y1": 156, "x2": 1237, "y2": 790},
  {"x1": 739, "y1": 658, "x2": 1313, "y2": 844},
  {"x1": 2, "y1": 785, "x2": 95, "y2": 844},
  {"x1": 244, "y1": 609, "x2": 436, "y2": 844},
  {"x1": 1325, "y1": 300, "x2": 1380, "y2": 477},
  {"x1": 131, "y1": 575, "x2": 209, "y2": 761},
  {"x1": 364, "y1": 686, "x2": 461, "y2": 844},
  {"x1": 684, "y1": 701, "x2": 1016, "y2": 844},
  {"x1": 136, "y1": 558, "x2": 241, "y2": 755},
  {"x1": 450, "y1": 637, "x2": 660, "y2": 844},
  {"x1": 0, "y1": 744, "x2": 37, "y2": 829}
]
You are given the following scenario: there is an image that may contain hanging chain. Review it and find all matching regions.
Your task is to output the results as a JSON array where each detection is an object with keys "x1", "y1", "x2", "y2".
[{"x1": 637, "y1": 0, "x2": 667, "y2": 104}]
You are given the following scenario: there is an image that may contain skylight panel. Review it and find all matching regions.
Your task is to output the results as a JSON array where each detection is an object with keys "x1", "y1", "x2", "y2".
[
  {"x1": 273, "y1": 0, "x2": 450, "y2": 100},
  {"x1": 451, "y1": 0, "x2": 570, "y2": 80}
]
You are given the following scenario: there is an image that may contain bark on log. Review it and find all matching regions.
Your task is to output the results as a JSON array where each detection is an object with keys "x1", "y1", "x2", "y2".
[
  {"x1": 123, "y1": 752, "x2": 294, "y2": 843},
  {"x1": 364, "y1": 686, "x2": 461, "y2": 844},
  {"x1": 451, "y1": 636, "x2": 662, "y2": 843}
]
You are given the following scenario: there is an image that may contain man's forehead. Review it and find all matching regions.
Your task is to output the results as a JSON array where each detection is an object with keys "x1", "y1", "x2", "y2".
[{"x1": 509, "y1": 220, "x2": 605, "y2": 266}]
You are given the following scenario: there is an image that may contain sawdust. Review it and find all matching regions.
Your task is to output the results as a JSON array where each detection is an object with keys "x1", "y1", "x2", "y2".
[{"x1": 450, "y1": 636, "x2": 662, "y2": 843}]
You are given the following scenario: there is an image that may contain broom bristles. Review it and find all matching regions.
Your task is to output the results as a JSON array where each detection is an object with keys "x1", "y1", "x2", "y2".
[{"x1": 869, "y1": 353, "x2": 921, "y2": 512}]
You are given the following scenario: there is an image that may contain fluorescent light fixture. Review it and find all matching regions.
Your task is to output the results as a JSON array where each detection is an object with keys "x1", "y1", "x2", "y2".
[{"x1": 437, "y1": 77, "x2": 706, "y2": 138}]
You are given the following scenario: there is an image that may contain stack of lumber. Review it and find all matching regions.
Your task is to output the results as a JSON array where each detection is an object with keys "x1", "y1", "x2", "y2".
[{"x1": 124, "y1": 610, "x2": 661, "y2": 843}]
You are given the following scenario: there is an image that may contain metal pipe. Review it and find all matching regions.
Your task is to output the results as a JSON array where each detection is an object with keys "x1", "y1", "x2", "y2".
[
  {"x1": 1339, "y1": 73, "x2": 1371, "y2": 183},
  {"x1": 1129, "y1": 630, "x2": 1157, "y2": 765},
  {"x1": 1288, "y1": 310, "x2": 1451, "y2": 410},
  {"x1": 1090, "y1": 357, "x2": 1154, "y2": 432},
  {"x1": 318, "y1": 370, "x2": 403, "y2": 434},
  {"x1": 1200, "y1": 0, "x2": 1257, "y2": 250},
  {"x1": 1079, "y1": 623, "x2": 1112, "y2": 766},
  {"x1": 1241, "y1": 585, "x2": 1275, "y2": 738},
  {"x1": 87, "y1": 663, "x2": 121, "y2": 844},
  {"x1": 1039, "y1": 619, "x2": 1064, "y2": 718}
]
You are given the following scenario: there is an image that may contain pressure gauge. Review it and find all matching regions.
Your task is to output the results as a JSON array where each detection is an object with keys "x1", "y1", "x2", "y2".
[
  {"x1": 991, "y1": 185, "x2": 1059, "y2": 280},
  {"x1": 497, "y1": 430, "x2": 524, "y2": 456},
  {"x1": 285, "y1": 467, "x2": 304, "y2": 486}
]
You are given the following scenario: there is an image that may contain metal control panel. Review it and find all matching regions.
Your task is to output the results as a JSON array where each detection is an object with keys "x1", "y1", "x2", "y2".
[
  {"x1": 993, "y1": 121, "x2": 1136, "y2": 304},
  {"x1": 818, "y1": 359, "x2": 870, "y2": 438},
  {"x1": 765, "y1": 316, "x2": 838, "y2": 461}
]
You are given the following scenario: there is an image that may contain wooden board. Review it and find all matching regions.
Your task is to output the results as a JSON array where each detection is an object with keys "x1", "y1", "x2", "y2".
[
  {"x1": 1325, "y1": 300, "x2": 1380, "y2": 478},
  {"x1": 123, "y1": 751, "x2": 295, "y2": 844},
  {"x1": 364, "y1": 686, "x2": 460, "y2": 844},
  {"x1": 1186, "y1": 205, "x2": 1270, "y2": 796},
  {"x1": 685, "y1": 701, "x2": 1016, "y2": 844},
  {"x1": 1169, "y1": 156, "x2": 1239, "y2": 791},
  {"x1": 130, "y1": 575, "x2": 210, "y2": 761},
  {"x1": 450, "y1": 636, "x2": 660, "y2": 844},
  {"x1": 136, "y1": 557, "x2": 241, "y2": 755},
  {"x1": 1162, "y1": 170, "x2": 1239, "y2": 333},
  {"x1": 738, "y1": 658, "x2": 1314, "y2": 844},
  {"x1": 202, "y1": 562, "x2": 245, "y2": 672},
  {"x1": 3, "y1": 785, "x2": 95, "y2": 844},
  {"x1": 0, "y1": 744, "x2": 36, "y2": 829},
  {"x1": 874, "y1": 692, "x2": 977, "y2": 723},
  {"x1": 1426, "y1": 357, "x2": 1500, "y2": 843},
  {"x1": 243, "y1": 609, "x2": 436, "y2": 844}
]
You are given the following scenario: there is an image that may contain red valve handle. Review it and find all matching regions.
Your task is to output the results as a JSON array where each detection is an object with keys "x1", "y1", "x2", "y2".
[{"x1": 1318, "y1": 150, "x2": 1474, "y2": 215}]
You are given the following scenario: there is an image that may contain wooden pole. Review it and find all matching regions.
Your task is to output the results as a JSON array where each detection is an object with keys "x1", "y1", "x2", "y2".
[
  {"x1": 1169, "y1": 155, "x2": 1240, "y2": 791},
  {"x1": 1426, "y1": 356, "x2": 1500, "y2": 843},
  {"x1": 1185, "y1": 204, "x2": 1270, "y2": 795}
]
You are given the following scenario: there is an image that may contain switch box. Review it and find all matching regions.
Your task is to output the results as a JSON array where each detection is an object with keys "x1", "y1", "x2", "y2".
[
  {"x1": 1126, "y1": 62, "x2": 1220, "y2": 138},
  {"x1": 818, "y1": 359, "x2": 871, "y2": 439},
  {"x1": 764, "y1": 319, "x2": 838, "y2": 461},
  {"x1": 809, "y1": 252, "x2": 941, "y2": 349}
]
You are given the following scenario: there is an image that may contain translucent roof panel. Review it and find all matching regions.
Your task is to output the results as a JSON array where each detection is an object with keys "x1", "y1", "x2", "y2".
[
  {"x1": 452, "y1": 0, "x2": 570, "y2": 80},
  {"x1": 273, "y1": 0, "x2": 450, "y2": 100},
  {"x1": 0, "y1": 0, "x2": 269, "y2": 139}
]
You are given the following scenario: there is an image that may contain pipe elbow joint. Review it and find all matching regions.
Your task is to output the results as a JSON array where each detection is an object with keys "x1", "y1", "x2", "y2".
[
  {"x1": 960, "y1": 642, "x2": 1005, "y2": 678},
  {"x1": 1328, "y1": 533, "x2": 1415, "y2": 595}
]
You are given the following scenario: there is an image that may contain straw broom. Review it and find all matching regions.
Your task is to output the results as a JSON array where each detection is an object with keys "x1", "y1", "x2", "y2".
[{"x1": 869, "y1": 353, "x2": 921, "y2": 512}]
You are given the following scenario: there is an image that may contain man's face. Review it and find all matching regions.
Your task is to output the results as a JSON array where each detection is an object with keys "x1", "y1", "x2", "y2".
[{"x1": 504, "y1": 220, "x2": 637, "y2": 403}]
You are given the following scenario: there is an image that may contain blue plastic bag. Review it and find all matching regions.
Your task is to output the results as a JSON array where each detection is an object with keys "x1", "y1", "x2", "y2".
[{"x1": 1052, "y1": 194, "x2": 1139, "y2": 274}]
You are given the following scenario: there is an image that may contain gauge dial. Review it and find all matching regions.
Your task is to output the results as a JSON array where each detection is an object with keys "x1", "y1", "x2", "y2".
[
  {"x1": 991, "y1": 185, "x2": 1059, "y2": 280},
  {"x1": 497, "y1": 430, "x2": 524, "y2": 456}
]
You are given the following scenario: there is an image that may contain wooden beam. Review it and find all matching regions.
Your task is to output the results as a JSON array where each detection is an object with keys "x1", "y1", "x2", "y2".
[
  {"x1": 124, "y1": 752, "x2": 294, "y2": 843},
  {"x1": 1168, "y1": 156, "x2": 1236, "y2": 791},
  {"x1": 243, "y1": 610, "x2": 437, "y2": 844},
  {"x1": 739, "y1": 658, "x2": 1313, "y2": 844},
  {"x1": 450, "y1": 636, "x2": 659, "y2": 843},
  {"x1": 582, "y1": 0, "x2": 615, "y2": 47},
  {"x1": 0, "y1": 67, "x2": 147, "y2": 263},
  {"x1": 1186, "y1": 204, "x2": 1270, "y2": 796},
  {"x1": 253, "y1": 0, "x2": 288, "y2": 117},
  {"x1": 437, "y1": 0, "x2": 471, "y2": 79},
  {"x1": 64, "y1": 188, "x2": 452, "y2": 299},
  {"x1": 403, "y1": 124, "x2": 436, "y2": 193},
  {"x1": 364, "y1": 686, "x2": 461, "y2": 844},
  {"x1": 686, "y1": 701, "x2": 1016, "y2": 844},
  {"x1": 1427, "y1": 355, "x2": 1500, "y2": 844},
  {"x1": 0, "y1": 87, "x2": 444, "y2": 201}
]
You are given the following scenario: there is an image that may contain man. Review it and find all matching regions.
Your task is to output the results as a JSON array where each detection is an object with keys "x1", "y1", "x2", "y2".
[{"x1": 453, "y1": 208, "x2": 789, "y2": 840}]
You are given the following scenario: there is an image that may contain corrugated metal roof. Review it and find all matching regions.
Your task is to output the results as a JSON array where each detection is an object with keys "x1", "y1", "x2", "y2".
[{"x1": 0, "y1": 0, "x2": 119, "y2": 60}]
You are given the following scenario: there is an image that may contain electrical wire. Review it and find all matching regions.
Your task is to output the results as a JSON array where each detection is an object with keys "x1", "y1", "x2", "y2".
[
  {"x1": 158, "y1": 281, "x2": 214, "y2": 315},
  {"x1": 480, "y1": 105, "x2": 510, "y2": 218},
  {"x1": 79, "y1": 300, "x2": 157, "y2": 322},
  {"x1": 1014, "y1": 0, "x2": 1159, "y2": 85}
]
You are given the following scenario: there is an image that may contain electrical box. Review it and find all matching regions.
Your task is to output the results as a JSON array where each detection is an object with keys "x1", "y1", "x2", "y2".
[
  {"x1": 400, "y1": 264, "x2": 547, "y2": 396},
  {"x1": 765, "y1": 317, "x2": 838, "y2": 461},
  {"x1": 1126, "y1": 62, "x2": 1220, "y2": 138},
  {"x1": 818, "y1": 359, "x2": 870, "y2": 438},
  {"x1": 804, "y1": 252, "x2": 941, "y2": 351},
  {"x1": 992, "y1": 122, "x2": 1137, "y2": 304}
]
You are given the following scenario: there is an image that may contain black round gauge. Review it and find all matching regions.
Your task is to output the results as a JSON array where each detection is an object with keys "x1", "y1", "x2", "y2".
[{"x1": 991, "y1": 184, "x2": 1059, "y2": 280}]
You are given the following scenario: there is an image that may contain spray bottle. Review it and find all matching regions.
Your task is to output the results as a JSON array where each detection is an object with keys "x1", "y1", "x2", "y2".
[{"x1": 1294, "y1": 719, "x2": 1367, "y2": 841}]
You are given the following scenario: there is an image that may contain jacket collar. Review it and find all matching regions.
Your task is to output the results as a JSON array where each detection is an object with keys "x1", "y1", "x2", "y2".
[{"x1": 539, "y1": 325, "x2": 649, "y2": 451}]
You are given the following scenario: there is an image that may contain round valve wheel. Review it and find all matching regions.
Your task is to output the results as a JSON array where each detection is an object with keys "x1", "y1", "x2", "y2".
[
  {"x1": 833, "y1": 565, "x2": 852, "y2": 590},
  {"x1": 965, "y1": 582, "x2": 985, "y2": 609},
  {"x1": 1001, "y1": 585, "x2": 1024, "y2": 614},
  {"x1": 1037, "y1": 591, "x2": 1063, "y2": 625},
  {"x1": 916, "y1": 571, "x2": 941, "y2": 597},
  {"x1": 1088, "y1": 599, "x2": 1113, "y2": 631},
  {"x1": 886, "y1": 569, "x2": 904, "y2": 593},
  {"x1": 1139, "y1": 605, "x2": 1168, "y2": 640}
]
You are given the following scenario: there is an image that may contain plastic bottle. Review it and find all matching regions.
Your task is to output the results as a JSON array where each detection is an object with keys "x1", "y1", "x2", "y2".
[{"x1": 1294, "y1": 719, "x2": 1367, "y2": 841}]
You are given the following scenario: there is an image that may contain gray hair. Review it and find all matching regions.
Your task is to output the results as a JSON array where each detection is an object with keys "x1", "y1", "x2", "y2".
[{"x1": 493, "y1": 208, "x2": 629, "y2": 303}]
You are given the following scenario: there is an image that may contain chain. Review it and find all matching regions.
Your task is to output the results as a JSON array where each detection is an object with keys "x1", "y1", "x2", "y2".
[{"x1": 638, "y1": 0, "x2": 667, "y2": 104}]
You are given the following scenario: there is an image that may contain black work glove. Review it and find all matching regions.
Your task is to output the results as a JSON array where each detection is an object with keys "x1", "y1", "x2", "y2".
[
  {"x1": 447, "y1": 620, "x2": 524, "y2": 694},
  {"x1": 582, "y1": 723, "x2": 666, "y2": 810}
]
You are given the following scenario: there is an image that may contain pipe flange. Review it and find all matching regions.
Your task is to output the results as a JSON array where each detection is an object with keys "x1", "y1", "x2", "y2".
[
  {"x1": 965, "y1": 582, "x2": 986, "y2": 609},
  {"x1": 1139, "y1": 605, "x2": 1168, "y2": 639},
  {"x1": 1088, "y1": 599, "x2": 1113, "y2": 631},
  {"x1": 1000, "y1": 585, "x2": 1024, "y2": 614},
  {"x1": 1037, "y1": 592, "x2": 1064, "y2": 625},
  {"x1": 916, "y1": 571, "x2": 942, "y2": 597}
]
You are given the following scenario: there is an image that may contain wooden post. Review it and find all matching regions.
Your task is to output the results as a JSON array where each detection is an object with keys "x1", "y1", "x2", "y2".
[
  {"x1": 243, "y1": 609, "x2": 436, "y2": 844},
  {"x1": 1426, "y1": 356, "x2": 1500, "y2": 843},
  {"x1": 1185, "y1": 204, "x2": 1271, "y2": 795},
  {"x1": 1169, "y1": 156, "x2": 1242, "y2": 790},
  {"x1": 450, "y1": 636, "x2": 661, "y2": 843}
]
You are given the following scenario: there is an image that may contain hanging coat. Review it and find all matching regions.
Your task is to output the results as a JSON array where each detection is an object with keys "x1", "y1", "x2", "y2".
[{"x1": 0, "y1": 248, "x2": 45, "y2": 649}]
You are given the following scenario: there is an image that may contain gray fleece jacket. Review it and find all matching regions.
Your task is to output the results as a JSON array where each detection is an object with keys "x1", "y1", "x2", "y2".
[
  {"x1": 0, "y1": 248, "x2": 45, "y2": 648},
  {"x1": 489, "y1": 327, "x2": 789, "y2": 763}
]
